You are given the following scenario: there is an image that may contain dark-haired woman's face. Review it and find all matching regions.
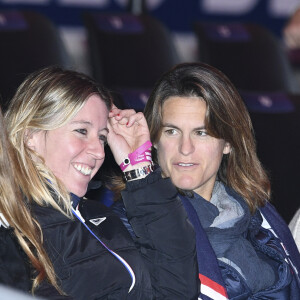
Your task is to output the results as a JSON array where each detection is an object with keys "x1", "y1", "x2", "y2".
[
  {"x1": 29, "y1": 95, "x2": 108, "y2": 197},
  {"x1": 155, "y1": 96, "x2": 230, "y2": 200}
]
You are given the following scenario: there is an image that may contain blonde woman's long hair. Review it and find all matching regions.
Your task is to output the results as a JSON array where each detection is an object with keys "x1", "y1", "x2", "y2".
[
  {"x1": 0, "y1": 107, "x2": 56, "y2": 292},
  {"x1": 4, "y1": 66, "x2": 112, "y2": 292}
]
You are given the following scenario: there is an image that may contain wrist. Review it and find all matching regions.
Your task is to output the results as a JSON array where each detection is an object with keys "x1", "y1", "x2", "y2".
[
  {"x1": 123, "y1": 163, "x2": 154, "y2": 182},
  {"x1": 123, "y1": 161, "x2": 151, "y2": 172},
  {"x1": 119, "y1": 141, "x2": 152, "y2": 171}
]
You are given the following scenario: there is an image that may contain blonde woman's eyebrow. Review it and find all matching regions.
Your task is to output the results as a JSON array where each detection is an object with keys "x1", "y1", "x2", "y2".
[
  {"x1": 71, "y1": 120, "x2": 92, "y2": 126},
  {"x1": 70, "y1": 120, "x2": 109, "y2": 133}
]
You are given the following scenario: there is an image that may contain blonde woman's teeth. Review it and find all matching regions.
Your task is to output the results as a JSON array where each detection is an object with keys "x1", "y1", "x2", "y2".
[{"x1": 74, "y1": 164, "x2": 92, "y2": 175}]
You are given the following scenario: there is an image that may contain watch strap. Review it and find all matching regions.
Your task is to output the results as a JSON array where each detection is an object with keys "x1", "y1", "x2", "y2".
[{"x1": 123, "y1": 164, "x2": 154, "y2": 181}]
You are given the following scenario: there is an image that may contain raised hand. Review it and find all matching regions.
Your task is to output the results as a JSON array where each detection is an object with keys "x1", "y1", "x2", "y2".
[{"x1": 107, "y1": 106, "x2": 151, "y2": 169}]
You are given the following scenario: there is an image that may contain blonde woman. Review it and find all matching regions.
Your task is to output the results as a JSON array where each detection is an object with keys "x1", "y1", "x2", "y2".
[{"x1": 3, "y1": 66, "x2": 198, "y2": 299}]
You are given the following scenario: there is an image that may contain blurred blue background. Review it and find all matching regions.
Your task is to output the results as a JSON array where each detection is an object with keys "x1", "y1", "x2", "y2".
[{"x1": 1, "y1": 0, "x2": 298, "y2": 74}]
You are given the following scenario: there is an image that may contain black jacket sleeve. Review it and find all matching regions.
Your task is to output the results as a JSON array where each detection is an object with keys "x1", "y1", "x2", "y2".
[
  {"x1": 0, "y1": 227, "x2": 31, "y2": 292},
  {"x1": 121, "y1": 169, "x2": 199, "y2": 300}
]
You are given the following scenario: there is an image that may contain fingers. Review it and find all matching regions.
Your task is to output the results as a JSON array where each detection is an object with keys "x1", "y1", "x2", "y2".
[
  {"x1": 109, "y1": 107, "x2": 146, "y2": 127},
  {"x1": 110, "y1": 108, "x2": 136, "y2": 118},
  {"x1": 126, "y1": 112, "x2": 147, "y2": 127},
  {"x1": 108, "y1": 105, "x2": 120, "y2": 118}
]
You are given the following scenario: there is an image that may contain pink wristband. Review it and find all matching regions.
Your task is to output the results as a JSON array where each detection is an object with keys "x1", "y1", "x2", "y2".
[{"x1": 120, "y1": 141, "x2": 152, "y2": 171}]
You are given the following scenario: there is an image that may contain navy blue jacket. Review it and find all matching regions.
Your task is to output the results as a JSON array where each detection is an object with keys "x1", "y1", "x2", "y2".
[
  {"x1": 180, "y1": 187, "x2": 300, "y2": 300},
  {"x1": 113, "y1": 184, "x2": 300, "y2": 300}
]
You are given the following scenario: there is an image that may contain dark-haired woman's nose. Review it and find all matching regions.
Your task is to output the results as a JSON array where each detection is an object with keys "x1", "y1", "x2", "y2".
[{"x1": 179, "y1": 135, "x2": 195, "y2": 156}]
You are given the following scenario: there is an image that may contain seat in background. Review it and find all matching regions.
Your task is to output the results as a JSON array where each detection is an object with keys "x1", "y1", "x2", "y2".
[
  {"x1": 194, "y1": 22, "x2": 300, "y2": 94},
  {"x1": 83, "y1": 12, "x2": 180, "y2": 106},
  {"x1": 0, "y1": 10, "x2": 71, "y2": 111},
  {"x1": 241, "y1": 91, "x2": 300, "y2": 223}
]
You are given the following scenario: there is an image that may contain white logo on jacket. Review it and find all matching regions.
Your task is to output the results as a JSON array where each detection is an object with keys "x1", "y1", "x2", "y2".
[{"x1": 89, "y1": 217, "x2": 107, "y2": 226}]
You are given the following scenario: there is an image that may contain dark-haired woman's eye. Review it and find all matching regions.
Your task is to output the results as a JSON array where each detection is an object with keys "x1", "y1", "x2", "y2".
[
  {"x1": 165, "y1": 128, "x2": 178, "y2": 135},
  {"x1": 195, "y1": 130, "x2": 207, "y2": 137}
]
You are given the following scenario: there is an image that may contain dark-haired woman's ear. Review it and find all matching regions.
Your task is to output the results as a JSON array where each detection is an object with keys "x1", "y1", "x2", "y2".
[{"x1": 223, "y1": 142, "x2": 231, "y2": 155}]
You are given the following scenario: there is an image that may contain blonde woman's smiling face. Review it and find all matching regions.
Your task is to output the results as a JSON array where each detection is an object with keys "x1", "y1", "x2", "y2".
[
  {"x1": 156, "y1": 96, "x2": 230, "y2": 200},
  {"x1": 30, "y1": 95, "x2": 109, "y2": 197}
]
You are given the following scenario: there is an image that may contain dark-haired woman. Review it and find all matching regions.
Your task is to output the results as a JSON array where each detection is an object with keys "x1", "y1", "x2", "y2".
[{"x1": 142, "y1": 62, "x2": 300, "y2": 299}]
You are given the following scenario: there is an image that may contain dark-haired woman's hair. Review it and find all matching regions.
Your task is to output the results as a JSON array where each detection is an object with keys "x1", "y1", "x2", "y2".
[{"x1": 144, "y1": 62, "x2": 270, "y2": 212}]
